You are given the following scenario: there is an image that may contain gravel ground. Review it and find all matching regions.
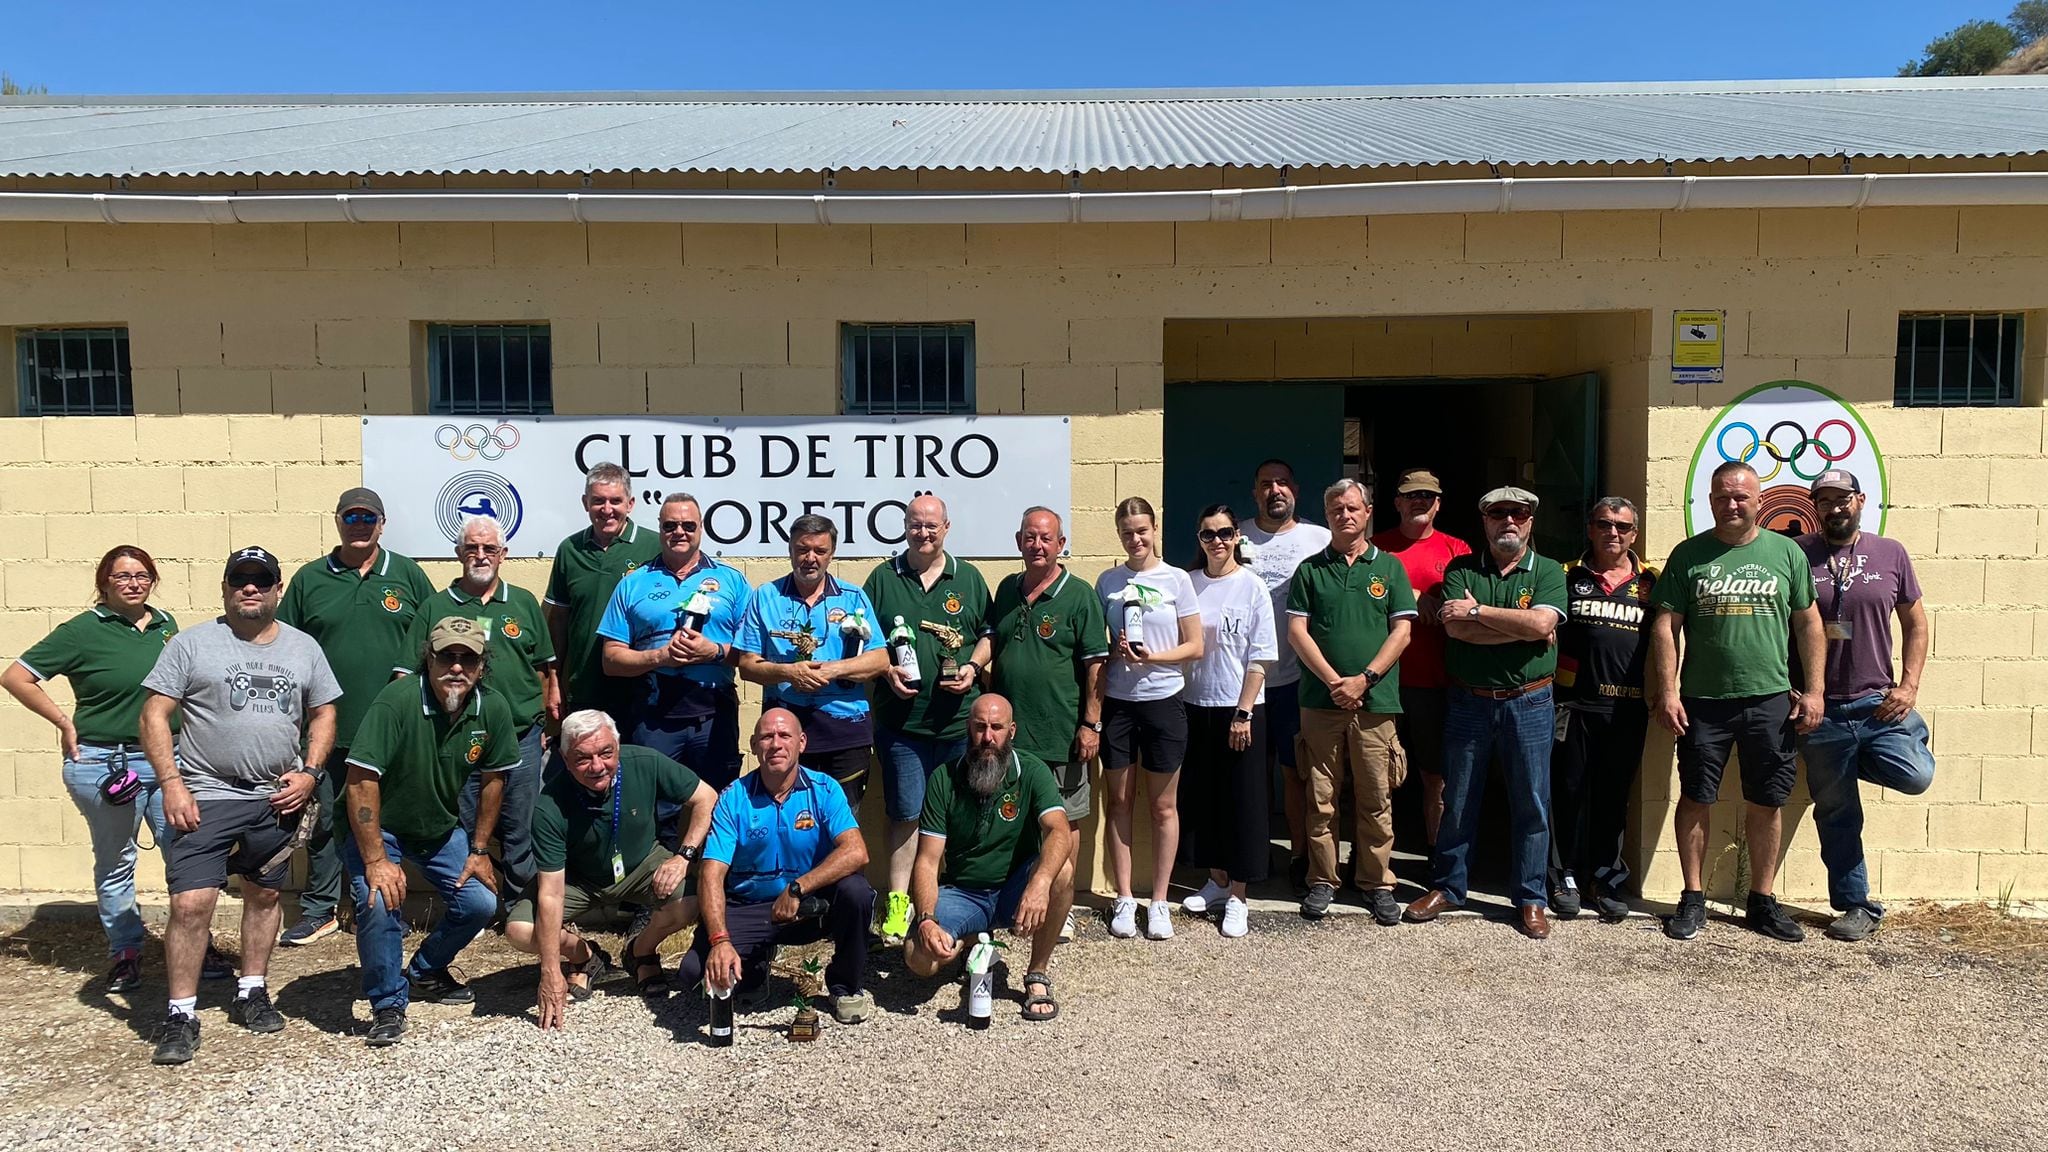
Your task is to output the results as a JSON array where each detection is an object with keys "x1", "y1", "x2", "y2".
[{"x1": 0, "y1": 905, "x2": 2043, "y2": 1152}]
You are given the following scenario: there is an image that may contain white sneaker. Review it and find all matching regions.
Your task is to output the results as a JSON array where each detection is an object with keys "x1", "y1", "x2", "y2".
[
  {"x1": 1220, "y1": 896, "x2": 1249, "y2": 939},
  {"x1": 1108, "y1": 897, "x2": 1139, "y2": 939},
  {"x1": 1183, "y1": 879, "x2": 1229, "y2": 915},
  {"x1": 1059, "y1": 908, "x2": 1077, "y2": 942},
  {"x1": 1146, "y1": 900, "x2": 1174, "y2": 940}
]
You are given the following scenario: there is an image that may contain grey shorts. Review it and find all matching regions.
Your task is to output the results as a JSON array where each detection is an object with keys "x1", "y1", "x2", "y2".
[
  {"x1": 164, "y1": 794, "x2": 299, "y2": 895},
  {"x1": 1046, "y1": 759, "x2": 1092, "y2": 822}
]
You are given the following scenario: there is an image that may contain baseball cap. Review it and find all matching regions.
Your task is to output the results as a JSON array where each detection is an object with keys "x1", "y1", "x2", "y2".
[
  {"x1": 428, "y1": 616, "x2": 488, "y2": 656},
  {"x1": 1477, "y1": 485, "x2": 1541, "y2": 513},
  {"x1": 223, "y1": 546, "x2": 281, "y2": 583},
  {"x1": 1809, "y1": 468, "x2": 1861, "y2": 495},
  {"x1": 336, "y1": 487, "x2": 385, "y2": 516},
  {"x1": 1396, "y1": 469, "x2": 1443, "y2": 496}
]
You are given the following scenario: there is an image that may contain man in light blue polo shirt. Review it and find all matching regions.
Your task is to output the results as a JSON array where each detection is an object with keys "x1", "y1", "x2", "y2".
[
  {"x1": 734, "y1": 514, "x2": 890, "y2": 805},
  {"x1": 598, "y1": 492, "x2": 752, "y2": 795},
  {"x1": 675, "y1": 708, "x2": 875, "y2": 1025}
]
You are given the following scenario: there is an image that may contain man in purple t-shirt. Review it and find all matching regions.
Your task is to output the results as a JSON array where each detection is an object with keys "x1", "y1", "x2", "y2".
[{"x1": 1794, "y1": 468, "x2": 1936, "y2": 943}]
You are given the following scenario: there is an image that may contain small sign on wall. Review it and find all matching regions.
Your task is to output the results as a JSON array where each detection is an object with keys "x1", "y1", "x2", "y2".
[{"x1": 1673, "y1": 310, "x2": 1726, "y2": 384}]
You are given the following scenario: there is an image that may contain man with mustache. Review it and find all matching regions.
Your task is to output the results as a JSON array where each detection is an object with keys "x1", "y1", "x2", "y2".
[
  {"x1": 343, "y1": 617, "x2": 521, "y2": 1046},
  {"x1": 1793, "y1": 468, "x2": 1935, "y2": 942},
  {"x1": 903, "y1": 694, "x2": 1073, "y2": 1022}
]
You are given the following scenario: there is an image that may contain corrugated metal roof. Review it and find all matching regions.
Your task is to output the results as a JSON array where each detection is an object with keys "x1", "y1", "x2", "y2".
[{"x1": 3, "y1": 78, "x2": 2047, "y2": 178}]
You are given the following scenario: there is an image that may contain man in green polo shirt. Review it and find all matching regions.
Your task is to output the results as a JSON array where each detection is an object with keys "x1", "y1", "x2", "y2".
[
  {"x1": 1405, "y1": 486, "x2": 1568, "y2": 940},
  {"x1": 397, "y1": 513, "x2": 558, "y2": 901},
  {"x1": 544, "y1": 462, "x2": 659, "y2": 734},
  {"x1": 510, "y1": 709, "x2": 716, "y2": 1028},
  {"x1": 863, "y1": 494, "x2": 994, "y2": 942},
  {"x1": 275, "y1": 486, "x2": 436, "y2": 947},
  {"x1": 986, "y1": 507, "x2": 1107, "y2": 942},
  {"x1": 903, "y1": 694, "x2": 1073, "y2": 1022},
  {"x1": 1286, "y1": 478, "x2": 1417, "y2": 924},
  {"x1": 344, "y1": 616, "x2": 521, "y2": 1046}
]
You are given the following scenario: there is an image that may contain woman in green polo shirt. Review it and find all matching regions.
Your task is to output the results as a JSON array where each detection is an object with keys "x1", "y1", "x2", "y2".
[{"x1": 2, "y1": 546, "x2": 182, "y2": 993}]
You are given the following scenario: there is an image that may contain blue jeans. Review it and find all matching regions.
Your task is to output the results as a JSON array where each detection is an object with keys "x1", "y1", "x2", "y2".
[
  {"x1": 460, "y1": 725, "x2": 543, "y2": 900},
  {"x1": 61, "y1": 744, "x2": 170, "y2": 957},
  {"x1": 877, "y1": 730, "x2": 967, "y2": 823},
  {"x1": 1432, "y1": 685, "x2": 1555, "y2": 907},
  {"x1": 343, "y1": 826, "x2": 497, "y2": 1012},
  {"x1": 933, "y1": 858, "x2": 1038, "y2": 941},
  {"x1": 1799, "y1": 693, "x2": 1936, "y2": 919}
]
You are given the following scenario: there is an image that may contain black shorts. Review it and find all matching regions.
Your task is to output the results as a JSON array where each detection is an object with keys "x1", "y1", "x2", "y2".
[
  {"x1": 1676, "y1": 693, "x2": 1798, "y2": 808},
  {"x1": 165, "y1": 793, "x2": 300, "y2": 895},
  {"x1": 1102, "y1": 696, "x2": 1189, "y2": 775},
  {"x1": 800, "y1": 745, "x2": 874, "y2": 807}
]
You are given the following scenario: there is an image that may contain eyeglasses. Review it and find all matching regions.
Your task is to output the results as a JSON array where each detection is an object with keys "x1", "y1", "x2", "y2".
[
  {"x1": 432, "y1": 647, "x2": 475, "y2": 666},
  {"x1": 228, "y1": 572, "x2": 278, "y2": 590},
  {"x1": 659, "y1": 520, "x2": 699, "y2": 534},
  {"x1": 905, "y1": 522, "x2": 944, "y2": 535},
  {"x1": 1397, "y1": 491, "x2": 1440, "y2": 501},
  {"x1": 107, "y1": 573, "x2": 155, "y2": 586},
  {"x1": 339, "y1": 511, "x2": 381, "y2": 527},
  {"x1": 1484, "y1": 507, "x2": 1533, "y2": 522},
  {"x1": 458, "y1": 543, "x2": 504, "y2": 556},
  {"x1": 1197, "y1": 527, "x2": 1239, "y2": 543},
  {"x1": 1591, "y1": 519, "x2": 1637, "y2": 534}
]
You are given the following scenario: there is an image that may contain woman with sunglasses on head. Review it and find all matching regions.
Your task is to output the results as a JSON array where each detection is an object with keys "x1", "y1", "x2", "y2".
[
  {"x1": 1, "y1": 546, "x2": 187, "y2": 992},
  {"x1": 1177, "y1": 506, "x2": 1277, "y2": 938},
  {"x1": 1093, "y1": 497, "x2": 1203, "y2": 941}
]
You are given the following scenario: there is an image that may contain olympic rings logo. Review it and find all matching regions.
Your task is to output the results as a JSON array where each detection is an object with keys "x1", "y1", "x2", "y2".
[
  {"x1": 435, "y1": 422, "x2": 522, "y2": 462},
  {"x1": 1715, "y1": 418, "x2": 1855, "y2": 483}
]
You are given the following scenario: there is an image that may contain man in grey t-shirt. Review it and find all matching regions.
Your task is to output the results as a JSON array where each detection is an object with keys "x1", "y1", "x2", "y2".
[{"x1": 139, "y1": 546, "x2": 341, "y2": 1066}]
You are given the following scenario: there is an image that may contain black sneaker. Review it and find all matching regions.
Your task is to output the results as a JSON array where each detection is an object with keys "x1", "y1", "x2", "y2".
[
  {"x1": 1364, "y1": 889, "x2": 1402, "y2": 926},
  {"x1": 1745, "y1": 894, "x2": 1807, "y2": 943},
  {"x1": 1826, "y1": 907, "x2": 1880, "y2": 942},
  {"x1": 1664, "y1": 892, "x2": 1707, "y2": 940},
  {"x1": 1301, "y1": 882, "x2": 1336, "y2": 919},
  {"x1": 1551, "y1": 884, "x2": 1583, "y2": 920},
  {"x1": 151, "y1": 1011, "x2": 201, "y2": 1065},
  {"x1": 200, "y1": 942, "x2": 235, "y2": 981},
  {"x1": 1288, "y1": 855, "x2": 1309, "y2": 896},
  {"x1": 106, "y1": 950, "x2": 143, "y2": 994},
  {"x1": 365, "y1": 1006, "x2": 406, "y2": 1047},
  {"x1": 279, "y1": 913, "x2": 341, "y2": 947},
  {"x1": 407, "y1": 965, "x2": 474, "y2": 1004},
  {"x1": 228, "y1": 987, "x2": 285, "y2": 1034},
  {"x1": 1590, "y1": 886, "x2": 1631, "y2": 924}
]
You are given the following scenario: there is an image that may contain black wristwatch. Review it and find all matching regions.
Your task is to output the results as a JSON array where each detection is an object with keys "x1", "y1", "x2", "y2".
[
  {"x1": 679, "y1": 844, "x2": 702, "y2": 862},
  {"x1": 1233, "y1": 708, "x2": 1254, "y2": 723},
  {"x1": 1083, "y1": 719, "x2": 1103, "y2": 733},
  {"x1": 786, "y1": 880, "x2": 805, "y2": 900},
  {"x1": 909, "y1": 911, "x2": 936, "y2": 933},
  {"x1": 1363, "y1": 668, "x2": 1383, "y2": 688}
]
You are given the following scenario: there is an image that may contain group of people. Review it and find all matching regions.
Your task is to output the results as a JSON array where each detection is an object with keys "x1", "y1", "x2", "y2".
[{"x1": 2, "y1": 451, "x2": 1934, "y2": 1065}]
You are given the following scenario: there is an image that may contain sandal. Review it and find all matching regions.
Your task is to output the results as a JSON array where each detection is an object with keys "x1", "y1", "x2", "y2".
[
  {"x1": 1020, "y1": 970, "x2": 1059, "y2": 1022},
  {"x1": 565, "y1": 940, "x2": 615, "y2": 1002},
  {"x1": 623, "y1": 933, "x2": 670, "y2": 997}
]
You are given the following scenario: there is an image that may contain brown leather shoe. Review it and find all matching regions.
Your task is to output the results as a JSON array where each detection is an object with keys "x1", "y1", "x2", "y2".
[
  {"x1": 1519, "y1": 904, "x2": 1551, "y2": 940},
  {"x1": 1403, "y1": 889, "x2": 1457, "y2": 923}
]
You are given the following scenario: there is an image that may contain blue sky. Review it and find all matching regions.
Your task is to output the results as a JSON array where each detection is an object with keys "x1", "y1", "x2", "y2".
[{"x1": 1, "y1": 1, "x2": 2011, "y2": 93}]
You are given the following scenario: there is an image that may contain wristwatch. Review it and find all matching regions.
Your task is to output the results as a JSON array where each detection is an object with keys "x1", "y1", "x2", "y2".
[
  {"x1": 1467, "y1": 603, "x2": 1482, "y2": 619},
  {"x1": 1083, "y1": 719, "x2": 1103, "y2": 733},
  {"x1": 1233, "y1": 708, "x2": 1254, "y2": 723},
  {"x1": 909, "y1": 911, "x2": 936, "y2": 932},
  {"x1": 786, "y1": 880, "x2": 805, "y2": 900},
  {"x1": 1363, "y1": 668, "x2": 1383, "y2": 688},
  {"x1": 679, "y1": 843, "x2": 702, "y2": 861}
]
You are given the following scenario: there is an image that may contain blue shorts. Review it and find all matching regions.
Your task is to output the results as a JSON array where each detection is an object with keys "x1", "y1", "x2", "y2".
[
  {"x1": 933, "y1": 857, "x2": 1038, "y2": 941},
  {"x1": 877, "y1": 729, "x2": 966, "y2": 823}
]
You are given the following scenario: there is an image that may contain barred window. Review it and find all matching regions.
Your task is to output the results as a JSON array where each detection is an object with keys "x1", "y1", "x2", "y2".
[
  {"x1": 428, "y1": 323, "x2": 552, "y2": 415},
  {"x1": 1895, "y1": 313, "x2": 2022, "y2": 408},
  {"x1": 15, "y1": 327, "x2": 132, "y2": 416},
  {"x1": 841, "y1": 323, "x2": 974, "y2": 415}
]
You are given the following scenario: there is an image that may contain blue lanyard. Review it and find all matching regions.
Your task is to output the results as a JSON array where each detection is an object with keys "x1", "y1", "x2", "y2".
[{"x1": 609, "y1": 767, "x2": 623, "y2": 850}]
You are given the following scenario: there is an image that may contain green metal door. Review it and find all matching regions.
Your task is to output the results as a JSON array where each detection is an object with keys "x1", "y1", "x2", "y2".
[
  {"x1": 1163, "y1": 382, "x2": 1346, "y2": 554},
  {"x1": 1528, "y1": 372, "x2": 1600, "y2": 561}
]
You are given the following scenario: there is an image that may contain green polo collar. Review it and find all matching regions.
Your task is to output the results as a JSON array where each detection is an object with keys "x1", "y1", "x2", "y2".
[
  {"x1": 325, "y1": 548, "x2": 393, "y2": 577},
  {"x1": 1321, "y1": 542, "x2": 1381, "y2": 564},
  {"x1": 89, "y1": 605, "x2": 171, "y2": 629},
  {"x1": 893, "y1": 550, "x2": 960, "y2": 579},
  {"x1": 444, "y1": 582, "x2": 510, "y2": 606},
  {"x1": 417, "y1": 678, "x2": 485, "y2": 719},
  {"x1": 585, "y1": 520, "x2": 642, "y2": 549}
]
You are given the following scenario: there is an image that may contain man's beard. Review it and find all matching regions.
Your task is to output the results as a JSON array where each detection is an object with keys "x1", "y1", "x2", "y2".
[
  {"x1": 436, "y1": 676, "x2": 471, "y2": 713},
  {"x1": 1263, "y1": 495, "x2": 1292, "y2": 520},
  {"x1": 465, "y1": 562, "x2": 496, "y2": 584},
  {"x1": 1491, "y1": 531, "x2": 1522, "y2": 553},
  {"x1": 1823, "y1": 513, "x2": 1858, "y2": 544},
  {"x1": 966, "y1": 745, "x2": 1009, "y2": 799},
  {"x1": 232, "y1": 601, "x2": 270, "y2": 621}
]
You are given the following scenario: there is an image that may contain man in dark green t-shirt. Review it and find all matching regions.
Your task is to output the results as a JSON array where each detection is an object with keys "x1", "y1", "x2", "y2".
[
  {"x1": 276, "y1": 486, "x2": 436, "y2": 946},
  {"x1": 1649, "y1": 459, "x2": 1824, "y2": 945},
  {"x1": 1285, "y1": 478, "x2": 1416, "y2": 924},
  {"x1": 903, "y1": 695, "x2": 1072, "y2": 1022},
  {"x1": 1406, "y1": 486, "x2": 1568, "y2": 940},
  {"x1": 544, "y1": 463, "x2": 660, "y2": 734},
  {"x1": 343, "y1": 617, "x2": 521, "y2": 1046},
  {"x1": 509, "y1": 710, "x2": 716, "y2": 1029}
]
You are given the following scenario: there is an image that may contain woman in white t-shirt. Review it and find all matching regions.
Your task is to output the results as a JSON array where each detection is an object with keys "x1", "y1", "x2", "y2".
[
  {"x1": 1177, "y1": 505, "x2": 1277, "y2": 938},
  {"x1": 1094, "y1": 496, "x2": 1203, "y2": 942}
]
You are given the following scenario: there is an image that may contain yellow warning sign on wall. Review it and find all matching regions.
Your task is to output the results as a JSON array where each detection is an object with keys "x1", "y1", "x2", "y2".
[{"x1": 1673, "y1": 310, "x2": 1725, "y2": 383}]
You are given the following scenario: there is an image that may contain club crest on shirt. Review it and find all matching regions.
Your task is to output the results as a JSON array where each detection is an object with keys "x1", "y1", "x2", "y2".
[
  {"x1": 999, "y1": 792, "x2": 1019, "y2": 822},
  {"x1": 793, "y1": 809, "x2": 816, "y2": 831},
  {"x1": 623, "y1": 562, "x2": 641, "y2": 575},
  {"x1": 501, "y1": 617, "x2": 522, "y2": 639},
  {"x1": 1367, "y1": 576, "x2": 1388, "y2": 600},
  {"x1": 944, "y1": 592, "x2": 963, "y2": 615},
  {"x1": 1036, "y1": 614, "x2": 1057, "y2": 640},
  {"x1": 1573, "y1": 580, "x2": 1595, "y2": 596},
  {"x1": 1516, "y1": 589, "x2": 1533, "y2": 609},
  {"x1": 1626, "y1": 581, "x2": 1642, "y2": 600},
  {"x1": 381, "y1": 588, "x2": 403, "y2": 613},
  {"x1": 698, "y1": 577, "x2": 720, "y2": 594},
  {"x1": 827, "y1": 607, "x2": 847, "y2": 624},
  {"x1": 466, "y1": 733, "x2": 484, "y2": 763}
]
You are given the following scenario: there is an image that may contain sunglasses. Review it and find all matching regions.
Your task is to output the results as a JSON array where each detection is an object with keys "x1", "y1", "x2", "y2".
[
  {"x1": 1397, "y1": 491, "x2": 1440, "y2": 501},
  {"x1": 339, "y1": 511, "x2": 381, "y2": 527},
  {"x1": 1591, "y1": 519, "x2": 1637, "y2": 534},
  {"x1": 228, "y1": 571, "x2": 279, "y2": 590},
  {"x1": 1484, "y1": 507, "x2": 1533, "y2": 522},
  {"x1": 432, "y1": 647, "x2": 476, "y2": 666},
  {"x1": 1197, "y1": 527, "x2": 1239, "y2": 543},
  {"x1": 659, "y1": 519, "x2": 699, "y2": 534}
]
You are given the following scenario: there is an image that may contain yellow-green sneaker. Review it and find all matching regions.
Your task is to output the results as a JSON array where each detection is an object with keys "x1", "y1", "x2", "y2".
[{"x1": 881, "y1": 890, "x2": 912, "y2": 941}]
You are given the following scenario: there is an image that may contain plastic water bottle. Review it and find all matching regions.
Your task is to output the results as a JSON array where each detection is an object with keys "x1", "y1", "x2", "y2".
[
  {"x1": 888, "y1": 615, "x2": 922, "y2": 689},
  {"x1": 964, "y1": 933, "x2": 996, "y2": 1030},
  {"x1": 707, "y1": 980, "x2": 734, "y2": 1047},
  {"x1": 678, "y1": 589, "x2": 712, "y2": 633}
]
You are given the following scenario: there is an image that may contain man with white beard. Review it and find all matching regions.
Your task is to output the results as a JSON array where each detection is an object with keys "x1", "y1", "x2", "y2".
[{"x1": 344, "y1": 617, "x2": 523, "y2": 1046}]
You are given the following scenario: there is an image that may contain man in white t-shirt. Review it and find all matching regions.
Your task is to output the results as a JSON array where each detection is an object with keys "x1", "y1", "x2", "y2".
[{"x1": 1238, "y1": 459, "x2": 1330, "y2": 894}]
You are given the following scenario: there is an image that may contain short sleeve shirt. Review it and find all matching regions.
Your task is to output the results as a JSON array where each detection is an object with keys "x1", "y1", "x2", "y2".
[
  {"x1": 142, "y1": 619, "x2": 343, "y2": 797},
  {"x1": 278, "y1": 548, "x2": 436, "y2": 748},
  {"x1": 346, "y1": 677, "x2": 521, "y2": 845},
  {"x1": 1651, "y1": 530, "x2": 1817, "y2": 700},
  {"x1": 1441, "y1": 549, "x2": 1570, "y2": 690},
  {"x1": 597, "y1": 553, "x2": 750, "y2": 718},
  {"x1": 862, "y1": 553, "x2": 994, "y2": 741},
  {"x1": 702, "y1": 767, "x2": 859, "y2": 905},
  {"x1": 1372, "y1": 530, "x2": 1474, "y2": 690},
  {"x1": 545, "y1": 521, "x2": 662, "y2": 714},
  {"x1": 531, "y1": 744, "x2": 702, "y2": 887},
  {"x1": 1239, "y1": 521, "x2": 1331, "y2": 687},
  {"x1": 18, "y1": 606, "x2": 180, "y2": 745},
  {"x1": 1286, "y1": 543, "x2": 1418, "y2": 712},
  {"x1": 400, "y1": 582, "x2": 557, "y2": 730},
  {"x1": 1096, "y1": 563, "x2": 1204, "y2": 702},
  {"x1": 919, "y1": 749, "x2": 1064, "y2": 890},
  {"x1": 1184, "y1": 567, "x2": 1279, "y2": 709},
  {"x1": 1558, "y1": 555, "x2": 1658, "y2": 712},
  {"x1": 732, "y1": 574, "x2": 886, "y2": 751},
  {"x1": 1795, "y1": 532, "x2": 1921, "y2": 701},
  {"x1": 988, "y1": 569, "x2": 1110, "y2": 762}
]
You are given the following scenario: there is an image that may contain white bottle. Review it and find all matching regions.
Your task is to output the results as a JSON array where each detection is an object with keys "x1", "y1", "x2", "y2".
[{"x1": 1121, "y1": 599, "x2": 1146, "y2": 656}]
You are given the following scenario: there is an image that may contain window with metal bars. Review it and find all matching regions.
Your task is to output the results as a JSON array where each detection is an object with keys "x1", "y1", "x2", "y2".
[
  {"x1": 428, "y1": 323, "x2": 553, "y2": 415},
  {"x1": 841, "y1": 323, "x2": 974, "y2": 415},
  {"x1": 15, "y1": 327, "x2": 133, "y2": 416},
  {"x1": 1894, "y1": 313, "x2": 2023, "y2": 408}
]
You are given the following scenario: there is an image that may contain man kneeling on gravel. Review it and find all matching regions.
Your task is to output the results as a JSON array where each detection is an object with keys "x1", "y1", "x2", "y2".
[
  {"x1": 676, "y1": 708, "x2": 877, "y2": 1027},
  {"x1": 513, "y1": 709, "x2": 715, "y2": 1029},
  {"x1": 903, "y1": 694, "x2": 1072, "y2": 1022}
]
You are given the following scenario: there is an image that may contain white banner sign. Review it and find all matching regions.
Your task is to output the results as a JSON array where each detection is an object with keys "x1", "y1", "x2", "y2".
[
  {"x1": 363, "y1": 415, "x2": 1073, "y2": 559},
  {"x1": 1684, "y1": 382, "x2": 1887, "y2": 537}
]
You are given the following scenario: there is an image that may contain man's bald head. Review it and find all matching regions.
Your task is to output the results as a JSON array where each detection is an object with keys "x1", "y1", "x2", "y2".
[
  {"x1": 905, "y1": 493, "x2": 950, "y2": 559},
  {"x1": 967, "y1": 693, "x2": 1016, "y2": 757},
  {"x1": 751, "y1": 707, "x2": 806, "y2": 774}
]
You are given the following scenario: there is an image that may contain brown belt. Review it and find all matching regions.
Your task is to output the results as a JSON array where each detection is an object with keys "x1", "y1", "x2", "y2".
[{"x1": 1453, "y1": 676, "x2": 1554, "y2": 701}]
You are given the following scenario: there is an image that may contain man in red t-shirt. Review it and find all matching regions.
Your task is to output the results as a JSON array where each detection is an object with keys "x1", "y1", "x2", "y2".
[{"x1": 1370, "y1": 468, "x2": 1471, "y2": 848}]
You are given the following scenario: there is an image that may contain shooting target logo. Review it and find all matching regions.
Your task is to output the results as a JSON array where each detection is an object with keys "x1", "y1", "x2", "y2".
[{"x1": 436, "y1": 471, "x2": 524, "y2": 546}]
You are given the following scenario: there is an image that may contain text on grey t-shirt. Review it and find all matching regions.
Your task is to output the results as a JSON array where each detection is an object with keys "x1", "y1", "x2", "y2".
[{"x1": 142, "y1": 618, "x2": 343, "y2": 798}]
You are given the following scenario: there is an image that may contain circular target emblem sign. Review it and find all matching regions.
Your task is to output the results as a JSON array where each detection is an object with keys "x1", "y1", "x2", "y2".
[{"x1": 1684, "y1": 381, "x2": 1887, "y2": 537}]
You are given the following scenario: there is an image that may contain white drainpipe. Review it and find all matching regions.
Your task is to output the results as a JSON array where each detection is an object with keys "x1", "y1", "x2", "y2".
[{"x1": 2, "y1": 172, "x2": 2047, "y2": 225}]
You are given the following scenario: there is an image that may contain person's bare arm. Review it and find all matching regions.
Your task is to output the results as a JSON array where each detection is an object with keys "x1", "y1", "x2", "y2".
[
  {"x1": 1013, "y1": 808, "x2": 1074, "y2": 936},
  {"x1": 544, "y1": 603, "x2": 570, "y2": 685},
  {"x1": 678, "y1": 780, "x2": 717, "y2": 851},
  {"x1": 797, "y1": 826, "x2": 870, "y2": 891},
  {"x1": 346, "y1": 766, "x2": 406, "y2": 912},
  {"x1": 818, "y1": 646, "x2": 890, "y2": 684},
  {"x1": 1136, "y1": 614, "x2": 1204, "y2": 665},
  {"x1": 458, "y1": 769, "x2": 507, "y2": 893},
  {"x1": 534, "y1": 869, "x2": 570, "y2": 1029},
  {"x1": 908, "y1": 832, "x2": 958, "y2": 962},
  {"x1": 2, "y1": 663, "x2": 77, "y2": 760},
  {"x1": 1790, "y1": 602, "x2": 1826, "y2": 735},
  {"x1": 1648, "y1": 608, "x2": 1688, "y2": 735},
  {"x1": 142, "y1": 693, "x2": 200, "y2": 832},
  {"x1": 1073, "y1": 657, "x2": 1104, "y2": 763},
  {"x1": 1445, "y1": 605, "x2": 1559, "y2": 643},
  {"x1": 1875, "y1": 599, "x2": 1929, "y2": 723},
  {"x1": 1369, "y1": 618, "x2": 1413, "y2": 674}
]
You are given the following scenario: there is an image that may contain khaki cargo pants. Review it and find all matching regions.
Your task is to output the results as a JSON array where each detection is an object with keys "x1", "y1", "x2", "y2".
[{"x1": 1297, "y1": 708, "x2": 1408, "y2": 890}]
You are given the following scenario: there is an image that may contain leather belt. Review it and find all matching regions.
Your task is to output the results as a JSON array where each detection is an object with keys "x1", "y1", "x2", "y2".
[{"x1": 1454, "y1": 675, "x2": 1554, "y2": 701}]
